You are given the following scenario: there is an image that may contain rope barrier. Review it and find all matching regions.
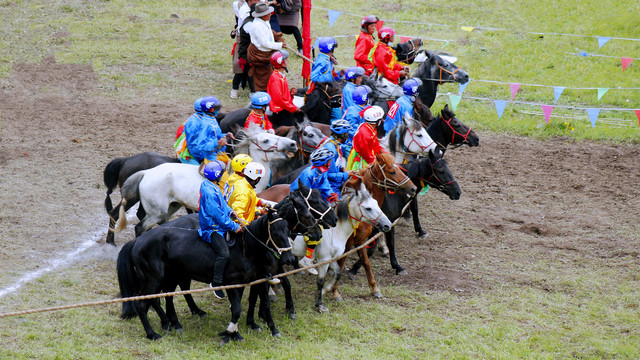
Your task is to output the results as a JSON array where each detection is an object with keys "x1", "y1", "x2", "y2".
[{"x1": 0, "y1": 200, "x2": 413, "y2": 319}]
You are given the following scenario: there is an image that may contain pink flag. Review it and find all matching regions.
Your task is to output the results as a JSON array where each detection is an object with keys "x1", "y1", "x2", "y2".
[
  {"x1": 541, "y1": 105, "x2": 554, "y2": 124},
  {"x1": 376, "y1": 20, "x2": 384, "y2": 33},
  {"x1": 621, "y1": 57, "x2": 633, "y2": 70},
  {"x1": 509, "y1": 83, "x2": 521, "y2": 101},
  {"x1": 399, "y1": 36, "x2": 411, "y2": 43},
  {"x1": 635, "y1": 110, "x2": 640, "y2": 126}
]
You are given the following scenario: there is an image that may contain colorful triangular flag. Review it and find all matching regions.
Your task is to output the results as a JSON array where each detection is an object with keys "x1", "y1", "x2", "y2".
[
  {"x1": 553, "y1": 86, "x2": 565, "y2": 103},
  {"x1": 580, "y1": 51, "x2": 588, "y2": 57},
  {"x1": 597, "y1": 37, "x2": 611, "y2": 49},
  {"x1": 621, "y1": 57, "x2": 633, "y2": 70},
  {"x1": 376, "y1": 20, "x2": 384, "y2": 33},
  {"x1": 459, "y1": 81, "x2": 469, "y2": 95},
  {"x1": 327, "y1": 10, "x2": 341, "y2": 28},
  {"x1": 509, "y1": 83, "x2": 521, "y2": 101},
  {"x1": 597, "y1": 88, "x2": 609, "y2": 101},
  {"x1": 635, "y1": 110, "x2": 640, "y2": 126},
  {"x1": 541, "y1": 105, "x2": 554, "y2": 124},
  {"x1": 587, "y1": 108, "x2": 600, "y2": 128},
  {"x1": 449, "y1": 95, "x2": 461, "y2": 111},
  {"x1": 443, "y1": 40, "x2": 450, "y2": 48},
  {"x1": 461, "y1": 26, "x2": 475, "y2": 32},
  {"x1": 494, "y1": 100, "x2": 507, "y2": 119},
  {"x1": 311, "y1": 36, "x2": 318, "y2": 49}
]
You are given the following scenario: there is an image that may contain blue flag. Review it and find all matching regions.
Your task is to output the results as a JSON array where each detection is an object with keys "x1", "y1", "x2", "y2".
[
  {"x1": 328, "y1": 10, "x2": 341, "y2": 28},
  {"x1": 597, "y1": 37, "x2": 611, "y2": 49},
  {"x1": 459, "y1": 81, "x2": 469, "y2": 95},
  {"x1": 494, "y1": 100, "x2": 507, "y2": 119},
  {"x1": 553, "y1": 86, "x2": 565, "y2": 103},
  {"x1": 587, "y1": 108, "x2": 600, "y2": 128}
]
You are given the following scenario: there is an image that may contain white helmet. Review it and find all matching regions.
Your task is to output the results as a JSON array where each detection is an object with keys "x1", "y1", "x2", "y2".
[
  {"x1": 363, "y1": 105, "x2": 385, "y2": 124},
  {"x1": 243, "y1": 162, "x2": 266, "y2": 181}
]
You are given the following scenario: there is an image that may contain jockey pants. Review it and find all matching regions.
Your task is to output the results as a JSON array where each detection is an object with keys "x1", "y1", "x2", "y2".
[{"x1": 209, "y1": 232, "x2": 230, "y2": 285}]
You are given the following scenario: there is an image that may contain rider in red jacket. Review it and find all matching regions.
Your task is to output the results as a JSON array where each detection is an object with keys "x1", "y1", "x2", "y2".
[
  {"x1": 372, "y1": 27, "x2": 408, "y2": 85},
  {"x1": 267, "y1": 50, "x2": 302, "y2": 127},
  {"x1": 354, "y1": 15, "x2": 379, "y2": 76}
]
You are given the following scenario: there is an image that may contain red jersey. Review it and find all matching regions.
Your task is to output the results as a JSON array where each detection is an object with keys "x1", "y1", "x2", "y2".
[
  {"x1": 372, "y1": 42, "x2": 404, "y2": 84},
  {"x1": 354, "y1": 31, "x2": 376, "y2": 75},
  {"x1": 267, "y1": 71, "x2": 297, "y2": 113},
  {"x1": 352, "y1": 122, "x2": 383, "y2": 164},
  {"x1": 244, "y1": 110, "x2": 274, "y2": 131}
]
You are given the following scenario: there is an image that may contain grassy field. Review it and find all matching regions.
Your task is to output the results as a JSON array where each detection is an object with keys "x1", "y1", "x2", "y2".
[{"x1": 2, "y1": 0, "x2": 640, "y2": 359}]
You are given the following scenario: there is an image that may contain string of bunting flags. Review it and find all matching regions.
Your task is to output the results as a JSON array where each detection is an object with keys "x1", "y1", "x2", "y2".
[
  {"x1": 450, "y1": 82, "x2": 640, "y2": 128},
  {"x1": 313, "y1": 6, "x2": 640, "y2": 49}
]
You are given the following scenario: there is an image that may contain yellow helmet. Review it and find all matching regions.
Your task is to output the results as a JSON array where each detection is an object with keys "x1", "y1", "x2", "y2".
[{"x1": 231, "y1": 154, "x2": 253, "y2": 173}]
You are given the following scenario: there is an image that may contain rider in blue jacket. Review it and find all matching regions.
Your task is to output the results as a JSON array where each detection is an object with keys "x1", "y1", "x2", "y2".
[
  {"x1": 343, "y1": 85, "x2": 371, "y2": 140},
  {"x1": 185, "y1": 96, "x2": 228, "y2": 164},
  {"x1": 198, "y1": 160, "x2": 242, "y2": 299},
  {"x1": 341, "y1": 66, "x2": 365, "y2": 116},
  {"x1": 321, "y1": 120, "x2": 353, "y2": 194},
  {"x1": 384, "y1": 78, "x2": 422, "y2": 133},
  {"x1": 290, "y1": 148, "x2": 338, "y2": 203},
  {"x1": 310, "y1": 37, "x2": 343, "y2": 83}
]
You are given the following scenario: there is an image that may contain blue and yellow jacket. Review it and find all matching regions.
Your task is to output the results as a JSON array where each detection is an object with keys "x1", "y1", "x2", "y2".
[{"x1": 198, "y1": 180, "x2": 239, "y2": 240}]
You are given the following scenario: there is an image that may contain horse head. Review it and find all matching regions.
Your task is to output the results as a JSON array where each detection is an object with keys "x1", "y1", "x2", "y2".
[
  {"x1": 394, "y1": 38, "x2": 424, "y2": 64},
  {"x1": 294, "y1": 115, "x2": 328, "y2": 154},
  {"x1": 296, "y1": 180, "x2": 338, "y2": 228},
  {"x1": 274, "y1": 183, "x2": 322, "y2": 246},
  {"x1": 399, "y1": 115, "x2": 437, "y2": 156},
  {"x1": 301, "y1": 82, "x2": 343, "y2": 124},
  {"x1": 342, "y1": 179, "x2": 392, "y2": 232},
  {"x1": 365, "y1": 152, "x2": 417, "y2": 199},
  {"x1": 235, "y1": 123, "x2": 299, "y2": 163},
  {"x1": 413, "y1": 151, "x2": 461, "y2": 200},
  {"x1": 413, "y1": 97, "x2": 435, "y2": 128},
  {"x1": 262, "y1": 208, "x2": 296, "y2": 265},
  {"x1": 416, "y1": 50, "x2": 469, "y2": 85},
  {"x1": 436, "y1": 104, "x2": 479, "y2": 150}
]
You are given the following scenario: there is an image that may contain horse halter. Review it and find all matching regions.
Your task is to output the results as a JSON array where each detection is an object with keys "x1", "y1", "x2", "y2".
[
  {"x1": 402, "y1": 40, "x2": 422, "y2": 63},
  {"x1": 318, "y1": 84, "x2": 341, "y2": 109},
  {"x1": 287, "y1": 191, "x2": 319, "y2": 235},
  {"x1": 422, "y1": 157, "x2": 455, "y2": 191},
  {"x1": 369, "y1": 161, "x2": 411, "y2": 194},
  {"x1": 398, "y1": 124, "x2": 435, "y2": 156},
  {"x1": 250, "y1": 136, "x2": 282, "y2": 162},
  {"x1": 298, "y1": 126, "x2": 328, "y2": 155},
  {"x1": 266, "y1": 217, "x2": 291, "y2": 255},
  {"x1": 300, "y1": 185, "x2": 333, "y2": 225},
  {"x1": 348, "y1": 195, "x2": 384, "y2": 229},
  {"x1": 441, "y1": 113, "x2": 472, "y2": 149},
  {"x1": 436, "y1": 61, "x2": 461, "y2": 85}
]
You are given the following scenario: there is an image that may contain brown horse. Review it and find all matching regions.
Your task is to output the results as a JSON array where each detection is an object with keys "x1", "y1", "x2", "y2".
[{"x1": 329, "y1": 152, "x2": 416, "y2": 300}]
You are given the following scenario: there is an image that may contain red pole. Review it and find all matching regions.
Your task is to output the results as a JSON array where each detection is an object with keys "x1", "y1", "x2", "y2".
[{"x1": 301, "y1": 0, "x2": 312, "y2": 86}]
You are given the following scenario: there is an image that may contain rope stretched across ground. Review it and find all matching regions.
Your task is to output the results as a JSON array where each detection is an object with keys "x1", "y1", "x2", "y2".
[{"x1": 0, "y1": 200, "x2": 412, "y2": 319}]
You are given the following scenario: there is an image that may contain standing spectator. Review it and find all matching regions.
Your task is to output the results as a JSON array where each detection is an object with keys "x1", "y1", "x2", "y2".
[
  {"x1": 232, "y1": 0, "x2": 260, "y2": 98},
  {"x1": 276, "y1": 0, "x2": 303, "y2": 52},
  {"x1": 247, "y1": 2, "x2": 285, "y2": 92}
]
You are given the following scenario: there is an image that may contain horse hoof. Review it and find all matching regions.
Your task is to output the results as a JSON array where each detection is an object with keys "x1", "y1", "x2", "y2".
[
  {"x1": 272, "y1": 331, "x2": 282, "y2": 338},
  {"x1": 195, "y1": 311, "x2": 208, "y2": 318},
  {"x1": 287, "y1": 310, "x2": 297, "y2": 320},
  {"x1": 269, "y1": 295, "x2": 278, "y2": 303},
  {"x1": 147, "y1": 333, "x2": 162, "y2": 341},
  {"x1": 334, "y1": 296, "x2": 343, "y2": 302},
  {"x1": 249, "y1": 323, "x2": 262, "y2": 332},
  {"x1": 347, "y1": 271, "x2": 357, "y2": 281},
  {"x1": 397, "y1": 270, "x2": 408, "y2": 276},
  {"x1": 372, "y1": 291, "x2": 383, "y2": 298},
  {"x1": 175, "y1": 328, "x2": 183, "y2": 334},
  {"x1": 316, "y1": 304, "x2": 329, "y2": 313}
]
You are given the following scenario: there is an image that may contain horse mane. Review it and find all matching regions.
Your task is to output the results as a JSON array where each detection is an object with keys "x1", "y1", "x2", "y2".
[
  {"x1": 388, "y1": 128, "x2": 398, "y2": 155},
  {"x1": 245, "y1": 211, "x2": 288, "y2": 244},
  {"x1": 335, "y1": 195, "x2": 350, "y2": 222}
]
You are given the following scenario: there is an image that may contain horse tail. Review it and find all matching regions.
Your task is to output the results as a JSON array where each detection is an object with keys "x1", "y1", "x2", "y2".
[
  {"x1": 104, "y1": 157, "x2": 126, "y2": 213},
  {"x1": 117, "y1": 240, "x2": 139, "y2": 319},
  {"x1": 115, "y1": 171, "x2": 144, "y2": 233}
]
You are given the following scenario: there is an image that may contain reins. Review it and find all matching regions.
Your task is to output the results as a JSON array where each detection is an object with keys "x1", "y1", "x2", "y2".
[{"x1": 367, "y1": 161, "x2": 411, "y2": 194}]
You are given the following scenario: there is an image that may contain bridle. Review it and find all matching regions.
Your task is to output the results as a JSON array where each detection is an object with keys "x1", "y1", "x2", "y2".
[
  {"x1": 300, "y1": 186, "x2": 333, "y2": 226},
  {"x1": 347, "y1": 194, "x2": 385, "y2": 230},
  {"x1": 368, "y1": 161, "x2": 412, "y2": 194},
  {"x1": 318, "y1": 83, "x2": 342, "y2": 109},
  {"x1": 236, "y1": 214, "x2": 291, "y2": 260},
  {"x1": 421, "y1": 157, "x2": 456, "y2": 192},
  {"x1": 440, "y1": 113, "x2": 472, "y2": 150},
  {"x1": 396, "y1": 123, "x2": 435, "y2": 157},
  {"x1": 297, "y1": 125, "x2": 327, "y2": 155},
  {"x1": 250, "y1": 136, "x2": 283, "y2": 162},
  {"x1": 435, "y1": 61, "x2": 461, "y2": 85},
  {"x1": 400, "y1": 39, "x2": 423, "y2": 63}
]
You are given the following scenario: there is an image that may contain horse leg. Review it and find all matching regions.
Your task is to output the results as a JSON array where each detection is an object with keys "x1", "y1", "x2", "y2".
[
  {"x1": 410, "y1": 196, "x2": 427, "y2": 239},
  {"x1": 376, "y1": 229, "x2": 389, "y2": 257},
  {"x1": 255, "y1": 282, "x2": 281, "y2": 337},
  {"x1": 178, "y1": 279, "x2": 207, "y2": 317},
  {"x1": 133, "y1": 282, "x2": 163, "y2": 340},
  {"x1": 246, "y1": 285, "x2": 261, "y2": 331},
  {"x1": 315, "y1": 264, "x2": 329, "y2": 313},
  {"x1": 219, "y1": 288, "x2": 244, "y2": 344},
  {"x1": 357, "y1": 247, "x2": 382, "y2": 298},
  {"x1": 386, "y1": 228, "x2": 407, "y2": 275},
  {"x1": 324, "y1": 261, "x2": 343, "y2": 302},
  {"x1": 280, "y1": 275, "x2": 297, "y2": 319},
  {"x1": 348, "y1": 245, "x2": 375, "y2": 279},
  {"x1": 163, "y1": 295, "x2": 183, "y2": 333}
]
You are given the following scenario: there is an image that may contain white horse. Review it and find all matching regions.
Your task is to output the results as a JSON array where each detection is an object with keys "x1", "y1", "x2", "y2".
[
  {"x1": 291, "y1": 180, "x2": 392, "y2": 313},
  {"x1": 114, "y1": 128, "x2": 297, "y2": 236},
  {"x1": 232, "y1": 124, "x2": 299, "y2": 192},
  {"x1": 379, "y1": 115, "x2": 438, "y2": 164}
]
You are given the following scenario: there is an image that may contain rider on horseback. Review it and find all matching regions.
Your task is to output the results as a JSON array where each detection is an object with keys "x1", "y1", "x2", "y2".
[
  {"x1": 321, "y1": 120, "x2": 354, "y2": 195},
  {"x1": 310, "y1": 37, "x2": 343, "y2": 122},
  {"x1": 199, "y1": 160, "x2": 243, "y2": 299},
  {"x1": 384, "y1": 78, "x2": 423, "y2": 133},
  {"x1": 181, "y1": 96, "x2": 231, "y2": 165},
  {"x1": 343, "y1": 85, "x2": 372, "y2": 140},
  {"x1": 221, "y1": 153, "x2": 252, "y2": 191},
  {"x1": 267, "y1": 49, "x2": 302, "y2": 127},
  {"x1": 347, "y1": 105, "x2": 387, "y2": 171},
  {"x1": 342, "y1": 66, "x2": 365, "y2": 115},
  {"x1": 371, "y1": 27, "x2": 409, "y2": 99},
  {"x1": 174, "y1": 97, "x2": 203, "y2": 162},
  {"x1": 290, "y1": 148, "x2": 338, "y2": 274},
  {"x1": 244, "y1": 92, "x2": 275, "y2": 133},
  {"x1": 224, "y1": 161, "x2": 268, "y2": 224},
  {"x1": 354, "y1": 15, "x2": 379, "y2": 76}
]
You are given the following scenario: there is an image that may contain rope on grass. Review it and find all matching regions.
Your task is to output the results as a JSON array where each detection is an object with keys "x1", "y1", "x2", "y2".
[{"x1": 0, "y1": 200, "x2": 413, "y2": 319}]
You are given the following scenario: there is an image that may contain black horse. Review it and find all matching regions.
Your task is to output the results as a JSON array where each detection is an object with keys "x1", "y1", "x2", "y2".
[
  {"x1": 350, "y1": 150, "x2": 461, "y2": 276},
  {"x1": 103, "y1": 152, "x2": 180, "y2": 245},
  {"x1": 413, "y1": 51, "x2": 469, "y2": 108},
  {"x1": 300, "y1": 81, "x2": 343, "y2": 125}
]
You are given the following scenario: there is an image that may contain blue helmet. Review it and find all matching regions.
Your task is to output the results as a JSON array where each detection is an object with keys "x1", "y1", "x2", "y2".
[
  {"x1": 200, "y1": 96, "x2": 221, "y2": 114},
  {"x1": 402, "y1": 79, "x2": 421, "y2": 96},
  {"x1": 194, "y1": 97, "x2": 204, "y2": 113},
  {"x1": 318, "y1": 37, "x2": 337, "y2": 54},
  {"x1": 345, "y1": 66, "x2": 365, "y2": 81},
  {"x1": 310, "y1": 148, "x2": 334, "y2": 166},
  {"x1": 203, "y1": 160, "x2": 226, "y2": 182},
  {"x1": 330, "y1": 119, "x2": 352, "y2": 135},
  {"x1": 352, "y1": 85, "x2": 369, "y2": 105},
  {"x1": 251, "y1": 91, "x2": 271, "y2": 108}
]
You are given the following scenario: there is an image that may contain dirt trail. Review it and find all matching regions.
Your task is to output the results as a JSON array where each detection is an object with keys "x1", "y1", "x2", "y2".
[{"x1": 1, "y1": 58, "x2": 639, "y2": 301}]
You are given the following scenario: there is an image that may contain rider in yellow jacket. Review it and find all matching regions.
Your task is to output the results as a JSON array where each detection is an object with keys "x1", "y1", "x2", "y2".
[
  {"x1": 225, "y1": 162, "x2": 268, "y2": 225},
  {"x1": 220, "y1": 153, "x2": 253, "y2": 192}
]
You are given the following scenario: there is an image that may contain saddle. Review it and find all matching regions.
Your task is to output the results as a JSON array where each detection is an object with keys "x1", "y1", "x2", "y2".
[{"x1": 368, "y1": 71, "x2": 403, "y2": 101}]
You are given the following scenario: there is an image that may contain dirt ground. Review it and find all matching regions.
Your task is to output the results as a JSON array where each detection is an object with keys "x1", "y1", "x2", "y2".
[{"x1": 1, "y1": 58, "x2": 639, "y2": 309}]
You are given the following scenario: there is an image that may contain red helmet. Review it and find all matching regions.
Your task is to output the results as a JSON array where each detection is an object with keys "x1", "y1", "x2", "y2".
[
  {"x1": 378, "y1": 27, "x2": 395, "y2": 42},
  {"x1": 270, "y1": 49, "x2": 289, "y2": 69},
  {"x1": 361, "y1": 15, "x2": 379, "y2": 31}
]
